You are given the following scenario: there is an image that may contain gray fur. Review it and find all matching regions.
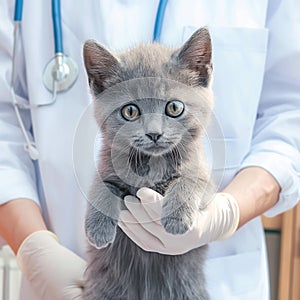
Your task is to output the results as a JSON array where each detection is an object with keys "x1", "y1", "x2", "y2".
[{"x1": 83, "y1": 28, "x2": 214, "y2": 300}]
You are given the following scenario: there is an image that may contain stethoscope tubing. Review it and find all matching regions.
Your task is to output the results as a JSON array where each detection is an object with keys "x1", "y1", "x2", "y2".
[
  {"x1": 153, "y1": 0, "x2": 168, "y2": 42},
  {"x1": 52, "y1": 0, "x2": 63, "y2": 54},
  {"x1": 14, "y1": 0, "x2": 63, "y2": 53},
  {"x1": 14, "y1": 0, "x2": 23, "y2": 21}
]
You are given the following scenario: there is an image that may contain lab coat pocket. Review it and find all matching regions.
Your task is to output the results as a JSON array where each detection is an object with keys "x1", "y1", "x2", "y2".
[
  {"x1": 213, "y1": 26, "x2": 268, "y2": 138},
  {"x1": 205, "y1": 250, "x2": 263, "y2": 299}
]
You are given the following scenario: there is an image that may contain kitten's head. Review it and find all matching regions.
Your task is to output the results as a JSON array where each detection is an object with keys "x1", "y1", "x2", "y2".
[{"x1": 83, "y1": 28, "x2": 213, "y2": 157}]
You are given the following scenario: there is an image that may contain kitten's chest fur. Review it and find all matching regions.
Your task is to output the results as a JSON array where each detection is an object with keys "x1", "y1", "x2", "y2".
[{"x1": 101, "y1": 147, "x2": 181, "y2": 196}]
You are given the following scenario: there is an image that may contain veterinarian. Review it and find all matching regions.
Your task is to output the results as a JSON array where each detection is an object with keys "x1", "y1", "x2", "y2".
[{"x1": 0, "y1": 1, "x2": 299, "y2": 299}]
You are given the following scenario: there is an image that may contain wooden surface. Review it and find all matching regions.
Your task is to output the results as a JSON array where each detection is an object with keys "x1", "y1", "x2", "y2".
[
  {"x1": 291, "y1": 204, "x2": 300, "y2": 300},
  {"x1": 263, "y1": 203, "x2": 300, "y2": 300}
]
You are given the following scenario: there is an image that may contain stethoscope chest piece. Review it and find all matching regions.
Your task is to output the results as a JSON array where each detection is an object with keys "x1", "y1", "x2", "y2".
[{"x1": 43, "y1": 53, "x2": 78, "y2": 98}]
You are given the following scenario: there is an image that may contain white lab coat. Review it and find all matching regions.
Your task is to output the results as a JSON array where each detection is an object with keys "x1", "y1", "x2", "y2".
[{"x1": 0, "y1": 1, "x2": 300, "y2": 299}]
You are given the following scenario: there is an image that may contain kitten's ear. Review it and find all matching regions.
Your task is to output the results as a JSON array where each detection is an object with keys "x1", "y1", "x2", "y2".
[
  {"x1": 174, "y1": 27, "x2": 212, "y2": 87},
  {"x1": 83, "y1": 40, "x2": 120, "y2": 94}
]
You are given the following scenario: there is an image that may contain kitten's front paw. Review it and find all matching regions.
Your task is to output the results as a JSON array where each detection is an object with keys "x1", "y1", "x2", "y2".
[
  {"x1": 161, "y1": 202, "x2": 195, "y2": 235},
  {"x1": 85, "y1": 213, "x2": 117, "y2": 249}
]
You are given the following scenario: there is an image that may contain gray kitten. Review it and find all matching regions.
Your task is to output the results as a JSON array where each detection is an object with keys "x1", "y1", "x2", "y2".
[{"x1": 83, "y1": 28, "x2": 214, "y2": 300}]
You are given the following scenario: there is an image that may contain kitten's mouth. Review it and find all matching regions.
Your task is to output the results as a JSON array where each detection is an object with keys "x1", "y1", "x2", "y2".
[
  {"x1": 131, "y1": 139, "x2": 176, "y2": 156},
  {"x1": 140, "y1": 142, "x2": 173, "y2": 156}
]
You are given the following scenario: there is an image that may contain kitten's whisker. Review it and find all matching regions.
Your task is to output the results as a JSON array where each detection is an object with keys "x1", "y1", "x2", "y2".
[
  {"x1": 175, "y1": 145, "x2": 182, "y2": 168},
  {"x1": 177, "y1": 141, "x2": 188, "y2": 156},
  {"x1": 138, "y1": 148, "x2": 142, "y2": 168},
  {"x1": 112, "y1": 144, "x2": 131, "y2": 162},
  {"x1": 127, "y1": 147, "x2": 134, "y2": 164}
]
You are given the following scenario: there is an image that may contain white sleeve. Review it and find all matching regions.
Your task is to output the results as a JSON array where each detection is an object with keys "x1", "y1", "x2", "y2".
[
  {"x1": 0, "y1": 2, "x2": 39, "y2": 206},
  {"x1": 240, "y1": 0, "x2": 300, "y2": 217}
]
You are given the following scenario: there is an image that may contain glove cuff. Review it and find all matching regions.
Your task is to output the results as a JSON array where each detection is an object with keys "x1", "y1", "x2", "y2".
[
  {"x1": 216, "y1": 193, "x2": 240, "y2": 240},
  {"x1": 16, "y1": 230, "x2": 59, "y2": 271}
]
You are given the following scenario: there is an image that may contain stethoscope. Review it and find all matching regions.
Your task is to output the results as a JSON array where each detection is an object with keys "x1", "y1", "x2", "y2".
[{"x1": 10, "y1": 0, "x2": 168, "y2": 160}]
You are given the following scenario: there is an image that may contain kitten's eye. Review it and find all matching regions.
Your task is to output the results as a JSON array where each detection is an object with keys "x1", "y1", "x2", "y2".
[
  {"x1": 121, "y1": 104, "x2": 140, "y2": 121},
  {"x1": 165, "y1": 100, "x2": 184, "y2": 118}
]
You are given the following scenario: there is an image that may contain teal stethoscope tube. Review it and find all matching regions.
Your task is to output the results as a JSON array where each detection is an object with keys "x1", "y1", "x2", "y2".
[
  {"x1": 153, "y1": 0, "x2": 168, "y2": 42},
  {"x1": 14, "y1": 0, "x2": 168, "y2": 49},
  {"x1": 14, "y1": 0, "x2": 64, "y2": 54},
  {"x1": 51, "y1": 0, "x2": 63, "y2": 53},
  {"x1": 14, "y1": 0, "x2": 23, "y2": 21}
]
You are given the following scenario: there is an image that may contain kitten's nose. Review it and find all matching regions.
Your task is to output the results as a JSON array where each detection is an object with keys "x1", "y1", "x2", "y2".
[{"x1": 146, "y1": 133, "x2": 162, "y2": 143}]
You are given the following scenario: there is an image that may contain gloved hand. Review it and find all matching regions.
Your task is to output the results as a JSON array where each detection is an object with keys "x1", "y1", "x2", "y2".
[
  {"x1": 16, "y1": 230, "x2": 86, "y2": 300},
  {"x1": 118, "y1": 188, "x2": 240, "y2": 255}
]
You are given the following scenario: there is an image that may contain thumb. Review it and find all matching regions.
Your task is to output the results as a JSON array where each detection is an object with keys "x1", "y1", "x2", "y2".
[{"x1": 136, "y1": 188, "x2": 163, "y2": 222}]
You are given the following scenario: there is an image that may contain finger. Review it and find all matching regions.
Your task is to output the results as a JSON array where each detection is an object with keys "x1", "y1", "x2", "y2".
[
  {"x1": 119, "y1": 210, "x2": 166, "y2": 241},
  {"x1": 119, "y1": 209, "x2": 139, "y2": 224},
  {"x1": 136, "y1": 188, "x2": 163, "y2": 222},
  {"x1": 124, "y1": 195, "x2": 157, "y2": 224},
  {"x1": 63, "y1": 287, "x2": 84, "y2": 300},
  {"x1": 118, "y1": 220, "x2": 165, "y2": 252},
  {"x1": 136, "y1": 187, "x2": 163, "y2": 204}
]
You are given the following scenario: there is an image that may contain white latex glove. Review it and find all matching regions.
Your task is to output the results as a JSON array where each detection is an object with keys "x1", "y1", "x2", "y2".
[
  {"x1": 17, "y1": 230, "x2": 86, "y2": 300},
  {"x1": 118, "y1": 188, "x2": 240, "y2": 255}
]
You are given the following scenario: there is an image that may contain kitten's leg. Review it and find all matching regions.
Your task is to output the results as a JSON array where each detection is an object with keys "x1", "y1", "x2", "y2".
[
  {"x1": 161, "y1": 176, "x2": 213, "y2": 235},
  {"x1": 85, "y1": 179, "x2": 122, "y2": 248}
]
